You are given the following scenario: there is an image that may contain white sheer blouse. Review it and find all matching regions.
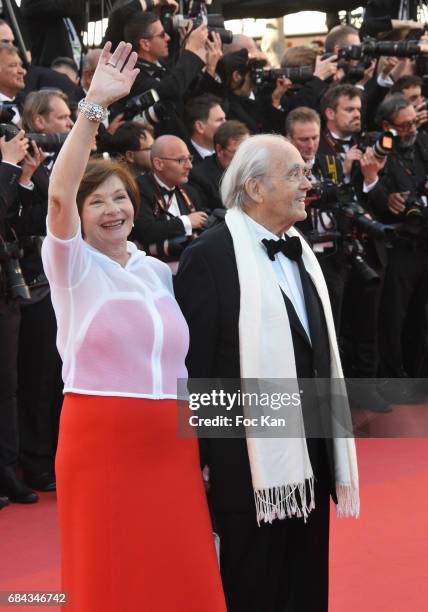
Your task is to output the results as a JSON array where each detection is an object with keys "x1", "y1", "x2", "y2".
[{"x1": 41, "y1": 223, "x2": 189, "y2": 398}]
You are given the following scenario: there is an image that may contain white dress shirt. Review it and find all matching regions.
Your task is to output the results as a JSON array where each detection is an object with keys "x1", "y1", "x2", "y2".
[
  {"x1": 153, "y1": 174, "x2": 193, "y2": 236},
  {"x1": 247, "y1": 216, "x2": 311, "y2": 342},
  {"x1": 190, "y1": 139, "x2": 214, "y2": 159}
]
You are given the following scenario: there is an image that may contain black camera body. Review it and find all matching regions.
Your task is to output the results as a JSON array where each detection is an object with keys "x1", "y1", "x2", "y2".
[
  {"x1": 144, "y1": 208, "x2": 226, "y2": 262},
  {"x1": 401, "y1": 193, "x2": 428, "y2": 235},
  {"x1": 251, "y1": 64, "x2": 313, "y2": 87},
  {"x1": 358, "y1": 130, "x2": 397, "y2": 160},
  {"x1": 121, "y1": 88, "x2": 174, "y2": 128},
  {"x1": 160, "y1": 0, "x2": 233, "y2": 45},
  {"x1": 0, "y1": 239, "x2": 31, "y2": 300},
  {"x1": 0, "y1": 123, "x2": 67, "y2": 153},
  {"x1": 306, "y1": 181, "x2": 395, "y2": 282}
]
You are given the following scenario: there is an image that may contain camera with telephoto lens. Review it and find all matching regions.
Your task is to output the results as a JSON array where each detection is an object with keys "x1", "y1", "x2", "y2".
[
  {"x1": 306, "y1": 181, "x2": 395, "y2": 282},
  {"x1": 121, "y1": 89, "x2": 174, "y2": 127},
  {"x1": 160, "y1": 0, "x2": 233, "y2": 45},
  {"x1": 0, "y1": 239, "x2": 31, "y2": 300},
  {"x1": 339, "y1": 39, "x2": 426, "y2": 62},
  {"x1": 144, "y1": 208, "x2": 226, "y2": 262},
  {"x1": 251, "y1": 62, "x2": 313, "y2": 87},
  {"x1": 359, "y1": 130, "x2": 397, "y2": 160},
  {"x1": 0, "y1": 123, "x2": 68, "y2": 153}
]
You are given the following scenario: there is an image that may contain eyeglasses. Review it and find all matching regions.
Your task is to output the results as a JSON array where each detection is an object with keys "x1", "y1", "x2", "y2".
[
  {"x1": 142, "y1": 30, "x2": 168, "y2": 40},
  {"x1": 392, "y1": 119, "x2": 417, "y2": 131},
  {"x1": 140, "y1": 146, "x2": 153, "y2": 152},
  {"x1": 264, "y1": 167, "x2": 312, "y2": 182},
  {"x1": 157, "y1": 155, "x2": 193, "y2": 166}
]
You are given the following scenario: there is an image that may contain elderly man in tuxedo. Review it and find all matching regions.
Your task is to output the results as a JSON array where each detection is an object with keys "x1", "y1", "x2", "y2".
[{"x1": 175, "y1": 134, "x2": 359, "y2": 612}]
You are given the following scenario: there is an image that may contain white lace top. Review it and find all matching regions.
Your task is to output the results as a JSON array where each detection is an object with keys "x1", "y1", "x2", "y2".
[{"x1": 42, "y1": 223, "x2": 189, "y2": 398}]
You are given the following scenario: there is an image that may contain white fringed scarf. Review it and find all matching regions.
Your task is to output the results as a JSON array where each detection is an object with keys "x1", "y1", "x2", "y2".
[{"x1": 225, "y1": 207, "x2": 360, "y2": 524}]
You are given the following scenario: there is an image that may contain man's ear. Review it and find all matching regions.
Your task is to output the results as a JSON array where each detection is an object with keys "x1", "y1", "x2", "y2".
[
  {"x1": 125, "y1": 150, "x2": 135, "y2": 164},
  {"x1": 194, "y1": 119, "x2": 205, "y2": 136},
  {"x1": 324, "y1": 107, "x2": 335, "y2": 123},
  {"x1": 245, "y1": 177, "x2": 263, "y2": 203},
  {"x1": 33, "y1": 114, "x2": 45, "y2": 132},
  {"x1": 152, "y1": 157, "x2": 163, "y2": 172},
  {"x1": 138, "y1": 37, "x2": 150, "y2": 54}
]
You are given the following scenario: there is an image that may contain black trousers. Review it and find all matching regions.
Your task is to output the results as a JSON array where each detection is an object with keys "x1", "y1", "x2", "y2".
[
  {"x1": 18, "y1": 293, "x2": 63, "y2": 477},
  {"x1": 214, "y1": 441, "x2": 331, "y2": 612},
  {"x1": 378, "y1": 246, "x2": 428, "y2": 377},
  {"x1": 0, "y1": 298, "x2": 20, "y2": 467},
  {"x1": 319, "y1": 252, "x2": 348, "y2": 333}
]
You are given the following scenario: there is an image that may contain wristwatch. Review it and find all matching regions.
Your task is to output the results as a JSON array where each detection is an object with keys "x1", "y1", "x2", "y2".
[{"x1": 78, "y1": 98, "x2": 108, "y2": 122}]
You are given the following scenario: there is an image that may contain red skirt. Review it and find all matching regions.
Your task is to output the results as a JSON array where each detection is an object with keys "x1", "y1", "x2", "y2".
[{"x1": 56, "y1": 393, "x2": 226, "y2": 612}]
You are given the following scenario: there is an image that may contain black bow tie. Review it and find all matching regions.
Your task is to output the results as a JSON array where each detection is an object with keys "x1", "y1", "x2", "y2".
[
  {"x1": 332, "y1": 137, "x2": 352, "y2": 150},
  {"x1": 262, "y1": 236, "x2": 302, "y2": 262},
  {"x1": 160, "y1": 186, "x2": 176, "y2": 197}
]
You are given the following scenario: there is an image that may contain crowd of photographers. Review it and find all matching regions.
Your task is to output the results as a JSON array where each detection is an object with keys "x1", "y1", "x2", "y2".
[{"x1": 1, "y1": 0, "x2": 428, "y2": 509}]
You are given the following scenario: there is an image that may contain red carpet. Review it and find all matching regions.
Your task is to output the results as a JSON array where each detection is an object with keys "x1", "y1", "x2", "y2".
[{"x1": 1, "y1": 438, "x2": 427, "y2": 611}]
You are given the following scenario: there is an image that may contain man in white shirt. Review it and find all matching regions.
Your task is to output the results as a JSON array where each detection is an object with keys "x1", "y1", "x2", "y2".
[{"x1": 175, "y1": 134, "x2": 359, "y2": 612}]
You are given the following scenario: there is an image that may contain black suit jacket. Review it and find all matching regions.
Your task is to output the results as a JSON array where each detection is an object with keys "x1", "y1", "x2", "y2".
[
  {"x1": 20, "y1": 0, "x2": 85, "y2": 68},
  {"x1": 132, "y1": 172, "x2": 206, "y2": 248},
  {"x1": 188, "y1": 154, "x2": 224, "y2": 211},
  {"x1": 175, "y1": 223, "x2": 337, "y2": 514}
]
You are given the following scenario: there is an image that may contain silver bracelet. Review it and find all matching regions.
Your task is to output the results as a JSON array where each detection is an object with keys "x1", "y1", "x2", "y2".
[{"x1": 78, "y1": 98, "x2": 108, "y2": 123}]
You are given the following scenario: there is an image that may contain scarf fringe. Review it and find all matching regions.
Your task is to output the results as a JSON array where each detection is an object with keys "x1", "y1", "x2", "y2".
[
  {"x1": 254, "y1": 477, "x2": 315, "y2": 526},
  {"x1": 335, "y1": 483, "x2": 360, "y2": 518}
]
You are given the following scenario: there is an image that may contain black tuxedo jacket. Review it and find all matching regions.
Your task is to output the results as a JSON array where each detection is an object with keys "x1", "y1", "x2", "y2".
[
  {"x1": 188, "y1": 154, "x2": 224, "y2": 212},
  {"x1": 132, "y1": 172, "x2": 206, "y2": 248},
  {"x1": 175, "y1": 223, "x2": 337, "y2": 514}
]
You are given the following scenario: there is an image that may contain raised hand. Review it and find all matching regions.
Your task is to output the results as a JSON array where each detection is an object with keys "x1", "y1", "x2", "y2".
[{"x1": 86, "y1": 41, "x2": 140, "y2": 108}]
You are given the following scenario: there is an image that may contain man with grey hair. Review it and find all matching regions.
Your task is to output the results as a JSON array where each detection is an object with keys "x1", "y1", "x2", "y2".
[{"x1": 175, "y1": 134, "x2": 359, "y2": 612}]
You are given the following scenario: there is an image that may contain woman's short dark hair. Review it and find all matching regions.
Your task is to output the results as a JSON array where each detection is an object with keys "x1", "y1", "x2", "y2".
[{"x1": 77, "y1": 158, "x2": 140, "y2": 218}]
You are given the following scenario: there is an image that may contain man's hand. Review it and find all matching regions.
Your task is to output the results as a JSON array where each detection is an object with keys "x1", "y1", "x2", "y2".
[
  {"x1": 415, "y1": 102, "x2": 428, "y2": 128},
  {"x1": 0, "y1": 131, "x2": 29, "y2": 165},
  {"x1": 314, "y1": 54, "x2": 338, "y2": 81},
  {"x1": 185, "y1": 23, "x2": 209, "y2": 63},
  {"x1": 360, "y1": 147, "x2": 386, "y2": 184},
  {"x1": 107, "y1": 112, "x2": 125, "y2": 135},
  {"x1": 188, "y1": 211, "x2": 208, "y2": 229},
  {"x1": 389, "y1": 57, "x2": 414, "y2": 83},
  {"x1": 154, "y1": 0, "x2": 179, "y2": 14},
  {"x1": 19, "y1": 141, "x2": 46, "y2": 185},
  {"x1": 387, "y1": 192, "x2": 408, "y2": 215},
  {"x1": 342, "y1": 145, "x2": 363, "y2": 176},
  {"x1": 205, "y1": 31, "x2": 223, "y2": 77},
  {"x1": 271, "y1": 75, "x2": 291, "y2": 108},
  {"x1": 356, "y1": 59, "x2": 376, "y2": 87}
]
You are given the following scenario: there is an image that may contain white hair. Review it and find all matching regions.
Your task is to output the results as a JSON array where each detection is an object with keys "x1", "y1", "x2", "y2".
[{"x1": 220, "y1": 133, "x2": 289, "y2": 209}]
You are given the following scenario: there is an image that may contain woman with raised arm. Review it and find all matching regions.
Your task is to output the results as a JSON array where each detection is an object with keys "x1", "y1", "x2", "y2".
[{"x1": 42, "y1": 42, "x2": 225, "y2": 612}]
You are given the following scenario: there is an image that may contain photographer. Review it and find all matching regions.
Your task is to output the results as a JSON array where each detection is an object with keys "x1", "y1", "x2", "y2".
[
  {"x1": 132, "y1": 134, "x2": 208, "y2": 273},
  {"x1": 368, "y1": 94, "x2": 428, "y2": 387},
  {"x1": 9, "y1": 89, "x2": 74, "y2": 492},
  {"x1": 216, "y1": 48, "x2": 290, "y2": 134},
  {"x1": 112, "y1": 11, "x2": 208, "y2": 137},
  {"x1": 0, "y1": 130, "x2": 39, "y2": 505},
  {"x1": 390, "y1": 75, "x2": 428, "y2": 128},
  {"x1": 279, "y1": 45, "x2": 339, "y2": 117}
]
